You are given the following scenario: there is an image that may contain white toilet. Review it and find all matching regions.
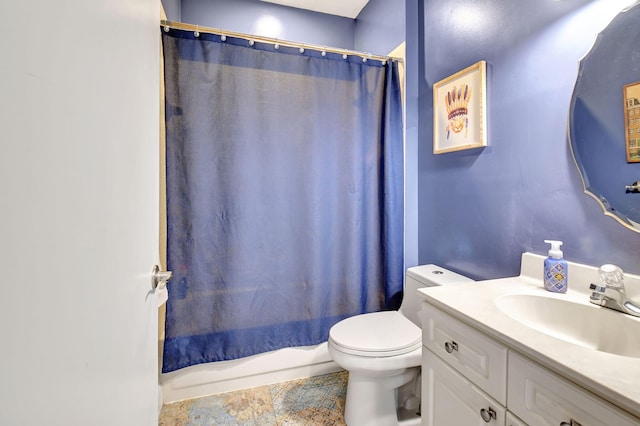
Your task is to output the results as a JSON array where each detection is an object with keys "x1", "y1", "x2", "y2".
[{"x1": 328, "y1": 265, "x2": 473, "y2": 426}]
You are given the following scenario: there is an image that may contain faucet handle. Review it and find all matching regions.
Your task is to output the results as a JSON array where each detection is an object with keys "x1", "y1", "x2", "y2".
[
  {"x1": 599, "y1": 264, "x2": 625, "y2": 289},
  {"x1": 589, "y1": 283, "x2": 606, "y2": 293}
]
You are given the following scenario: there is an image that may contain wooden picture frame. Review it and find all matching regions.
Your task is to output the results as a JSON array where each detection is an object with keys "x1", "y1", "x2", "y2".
[
  {"x1": 433, "y1": 61, "x2": 487, "y2": 154},
  {"x1": 624, "y1": 81, "x2": 640, "y2": 162}
]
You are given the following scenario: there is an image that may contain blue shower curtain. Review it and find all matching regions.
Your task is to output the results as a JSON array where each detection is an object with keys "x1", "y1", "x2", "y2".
[{"x1": 161, "y1": 27, "x2": 403, "y2": 373}]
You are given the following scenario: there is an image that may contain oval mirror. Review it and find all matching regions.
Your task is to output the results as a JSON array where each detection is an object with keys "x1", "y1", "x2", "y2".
[{"x1": 569, "y1": 2, "x2": 640, "y2": 232}]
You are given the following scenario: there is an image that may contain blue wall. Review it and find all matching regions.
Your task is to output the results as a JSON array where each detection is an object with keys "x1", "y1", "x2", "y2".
[
  {"x1": 413, "y1": 0, "x2": 640, "y2": 279},
  {"x1": 161, "y1": 0, "x2": 181, "y2": 21},
  {"x1": 354, "y1": 0, "x2": 405, "y2": 55},
  {"x1": 180, "y1": 0, "x2": 355, "y2": 49}
]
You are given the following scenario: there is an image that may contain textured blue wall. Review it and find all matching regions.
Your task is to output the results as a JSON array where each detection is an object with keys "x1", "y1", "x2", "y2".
[
  {"x1": 413, "y1": 0, "x2": 640, "y2": 279},
  {"x1": 180, "y1": 0, "x2": 355, "y2": 49}
]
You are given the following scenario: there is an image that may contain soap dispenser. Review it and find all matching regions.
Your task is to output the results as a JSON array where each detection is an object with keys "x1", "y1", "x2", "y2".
[{"x1": 544, "y1": 240, "x2": 568, "y2": 293}]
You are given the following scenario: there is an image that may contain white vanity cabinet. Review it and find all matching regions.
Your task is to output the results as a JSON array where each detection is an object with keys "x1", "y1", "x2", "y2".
[{"x1": 421, "y1": 302, "x2": 640, "y2": 426}]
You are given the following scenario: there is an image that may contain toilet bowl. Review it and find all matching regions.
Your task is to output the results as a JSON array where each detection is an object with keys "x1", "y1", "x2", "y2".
[{"x1": 328, "y1": 265, "x2": 473, "y2": 426}]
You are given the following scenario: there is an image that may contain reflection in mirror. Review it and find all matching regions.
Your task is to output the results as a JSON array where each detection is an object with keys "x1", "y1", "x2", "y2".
[{"x1": 569, "y1": 2, "x2": 640, "y2": 232}]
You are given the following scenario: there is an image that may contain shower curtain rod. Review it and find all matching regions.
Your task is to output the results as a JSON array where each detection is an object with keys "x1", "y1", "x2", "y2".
[{"x1": 161, "y1": 20, "x2": 401, "y2": 63}]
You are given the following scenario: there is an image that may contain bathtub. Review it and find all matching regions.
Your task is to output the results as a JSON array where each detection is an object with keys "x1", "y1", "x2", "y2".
[{"x1": 161, "y1": 342, "x2": 340, "y2": 403}]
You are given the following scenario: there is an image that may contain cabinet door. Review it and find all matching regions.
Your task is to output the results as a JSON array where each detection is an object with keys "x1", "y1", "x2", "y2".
[
  {"x1": 508, "y1": 352, "x2": 640, "y2": 426},
  {"x1": 423, "y1": 304, "x2": 508, "y2": 404},
  {"x1": 423, "y1": 350, "x2": 505, "y2": 426},
  {"x1": 506, "y1": 411, "x2": 528, "y2": 426}
]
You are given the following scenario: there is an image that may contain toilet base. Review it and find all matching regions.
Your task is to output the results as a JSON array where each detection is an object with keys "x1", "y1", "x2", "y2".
[
  {"x1": 397, "y1": 408, "x2": 421, "y2": 426},
  {"x1": 343, "y1": 367, "x2": 420, "y2": 426}
]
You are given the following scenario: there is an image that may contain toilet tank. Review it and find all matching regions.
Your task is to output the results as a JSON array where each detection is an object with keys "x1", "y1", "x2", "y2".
[{"x1": 400, "y1": 265, "x2": 474, "y2": 326}]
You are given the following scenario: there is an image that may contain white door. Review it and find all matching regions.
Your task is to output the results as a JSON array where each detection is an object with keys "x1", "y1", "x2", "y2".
[{"x1": 0, "y1": 0, "x2": 160, "y2": 425}]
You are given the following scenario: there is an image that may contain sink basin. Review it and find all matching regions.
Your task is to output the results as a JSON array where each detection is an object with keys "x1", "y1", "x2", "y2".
[{"x1": 496, "y1": 294, "x2": 640, "y2": 358}]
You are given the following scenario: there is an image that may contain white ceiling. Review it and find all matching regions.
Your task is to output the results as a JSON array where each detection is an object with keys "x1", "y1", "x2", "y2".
[{"x1": 260, "y1": 0, "x2": 370, "y2": 19}]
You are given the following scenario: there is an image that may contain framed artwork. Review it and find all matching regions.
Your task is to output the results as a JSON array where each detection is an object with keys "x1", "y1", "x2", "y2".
[
  {"x1": 623, "y1": 81, "x2": 640, "y2": 162},
  {"x1": 433, "y1": 60, "x2": 487, "y2": 154}
]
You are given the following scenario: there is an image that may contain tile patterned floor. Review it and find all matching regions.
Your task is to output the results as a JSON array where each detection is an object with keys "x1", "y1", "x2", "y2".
[{"x1": 159, "y1": 371, "x2": 348, "y2": 426}]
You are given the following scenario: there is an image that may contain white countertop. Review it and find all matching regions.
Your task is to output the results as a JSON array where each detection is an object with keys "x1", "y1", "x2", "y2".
[{"x1": 418, "y1": 254, "x2": 640, "y2": 420}]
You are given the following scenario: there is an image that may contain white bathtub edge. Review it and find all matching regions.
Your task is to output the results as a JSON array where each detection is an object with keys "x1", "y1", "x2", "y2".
[{"x1": 161, "y1": 342, "x2": 340, "y2": 403}]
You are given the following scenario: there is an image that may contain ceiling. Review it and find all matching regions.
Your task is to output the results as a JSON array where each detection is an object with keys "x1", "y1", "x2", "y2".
[{"x1": 260, "y1": 0, "x2": 370, "y2": 19}]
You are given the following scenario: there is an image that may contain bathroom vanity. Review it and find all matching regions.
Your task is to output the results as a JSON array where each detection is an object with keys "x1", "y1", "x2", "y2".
[{"x1": 419, "y1": 253, "x2": 640, "y2": 425}]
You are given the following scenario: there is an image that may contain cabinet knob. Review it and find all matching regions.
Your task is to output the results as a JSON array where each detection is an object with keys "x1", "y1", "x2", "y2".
[
  {"x1": 480, "y1": 407, "x2": 496, "y2": 422},
  {"x1": 444, "y1": 341, "x2": 458, "y2": 353}
]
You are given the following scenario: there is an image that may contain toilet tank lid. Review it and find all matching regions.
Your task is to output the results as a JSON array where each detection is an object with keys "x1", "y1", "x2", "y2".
[{"x1": 406, "y1": 264, "x2": 474, "y2": 286}]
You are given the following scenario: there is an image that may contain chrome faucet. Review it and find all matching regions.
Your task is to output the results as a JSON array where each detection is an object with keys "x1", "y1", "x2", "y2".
[
  {"x1": 589, "y1": 264, "x2": 640, "y2": 317},
  {"x1": 625, "y1": 181, "x2": 639, "y2": 193}
]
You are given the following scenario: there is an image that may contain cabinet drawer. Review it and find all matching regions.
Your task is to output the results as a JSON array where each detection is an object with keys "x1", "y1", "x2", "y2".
[
  {"x1": 508, "y1": 352, "x2": 640, "y2": 426},
  {"x1": 423, "y1": 349, "x2": 506, "y2": 426},
  {"x1": 422, "y1": 303, "x2": 508, "y2": 405}
]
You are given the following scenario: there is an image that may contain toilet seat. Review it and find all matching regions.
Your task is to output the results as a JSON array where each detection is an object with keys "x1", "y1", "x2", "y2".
[{"x1": 329, "y1": 311, "x2": 421, "y2": 357}]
